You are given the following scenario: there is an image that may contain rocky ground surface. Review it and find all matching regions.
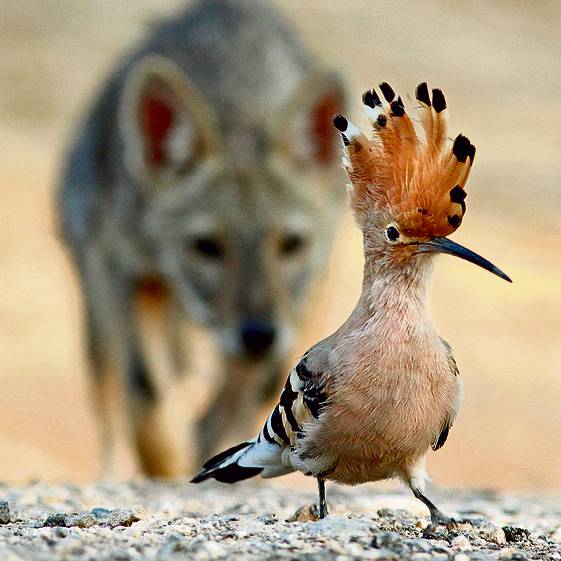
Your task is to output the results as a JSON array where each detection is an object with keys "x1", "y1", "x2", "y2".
[{"x1": 0, "y1": 480, "x2": 558, "y2": 561}]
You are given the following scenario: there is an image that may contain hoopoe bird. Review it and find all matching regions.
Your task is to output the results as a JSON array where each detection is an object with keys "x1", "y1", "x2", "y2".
[{"x1": 192, "y1": 82, "x2": 511, "y2": 523}]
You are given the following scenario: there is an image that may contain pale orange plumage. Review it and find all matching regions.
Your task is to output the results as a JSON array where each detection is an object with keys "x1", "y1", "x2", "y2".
[{"x1": 334, "y1": 82, "x2": 475, "y2": 238}]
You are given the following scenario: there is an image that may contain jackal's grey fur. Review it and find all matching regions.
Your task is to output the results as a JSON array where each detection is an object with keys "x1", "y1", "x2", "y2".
[{"x1": 58, "y1": 0, "x2": 345, "y2": 477}]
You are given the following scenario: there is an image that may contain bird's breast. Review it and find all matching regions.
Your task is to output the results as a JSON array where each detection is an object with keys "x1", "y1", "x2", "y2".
[{"x1": 310, "y1": 332, "x2": 459, "y2": 484}]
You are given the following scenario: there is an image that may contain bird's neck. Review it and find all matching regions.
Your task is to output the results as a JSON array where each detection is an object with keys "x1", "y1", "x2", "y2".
[{"x1": 349, "y1": 254, "x2": 434, "y2": 331}]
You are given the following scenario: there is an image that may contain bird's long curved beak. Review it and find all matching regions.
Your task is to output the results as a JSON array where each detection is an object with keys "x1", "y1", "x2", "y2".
[{"x1": 417, "y1": 237, "x2": 512, "y2": 283}]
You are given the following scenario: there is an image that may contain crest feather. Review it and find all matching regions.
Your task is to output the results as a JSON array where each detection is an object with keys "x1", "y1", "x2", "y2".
[{"x1": 334, "y1": 82, "x2": 476, "y2": 237}]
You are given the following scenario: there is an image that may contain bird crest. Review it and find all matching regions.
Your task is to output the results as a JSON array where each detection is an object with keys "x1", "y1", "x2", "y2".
[{"x1": 333, "y1": 82, "x2": 475, "y2": 238}]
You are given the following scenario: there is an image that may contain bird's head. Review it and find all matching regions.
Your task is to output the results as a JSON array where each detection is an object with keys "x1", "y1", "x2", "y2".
[{"x1": 333, "y1": 82, "x2": 511, "y2": 282}]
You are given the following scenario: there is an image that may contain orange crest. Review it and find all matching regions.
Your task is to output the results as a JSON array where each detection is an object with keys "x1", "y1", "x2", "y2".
[{"x1": 333, "y1": 82, "x2": 475, "y2": 238}]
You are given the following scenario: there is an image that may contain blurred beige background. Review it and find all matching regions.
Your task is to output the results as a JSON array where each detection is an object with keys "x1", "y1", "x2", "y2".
[{"x1": 0, "y1": 1, "x2": 560, "y2": 490}]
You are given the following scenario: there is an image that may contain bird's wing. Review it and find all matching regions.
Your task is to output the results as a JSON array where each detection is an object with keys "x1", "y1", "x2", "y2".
[
  {"x1": 432, "y1": 337, "x2": 460, "y2": 451},
  {"x1": 191, "y1": 345, "x2": 332, "y2": 483},
  {"x1": 432, "y1": 421, "x2": 451, "y2": 451},
  {"x1": 439, "y1": 336, "x2": 460, "y2": 377},
  {"x1": 257, "y1": 346, "x2": 331, "y2": 449}
]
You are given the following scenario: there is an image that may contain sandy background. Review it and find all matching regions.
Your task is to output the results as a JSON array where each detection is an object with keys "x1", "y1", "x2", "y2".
[{"x1": 0, "y1": 1, "x2": 559, "y2": 491}]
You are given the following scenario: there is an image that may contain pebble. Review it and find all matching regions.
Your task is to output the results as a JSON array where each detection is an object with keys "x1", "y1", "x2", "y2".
[
  {"x1": 498, "y1": 548, "x2": 515, "y2": 560},
  {"x1": 371, "y1": 531, "x2": 402, "y2": 548},
  {"x1": 502, "y1": 526, "x2": 530, "y2": 543},
  {"x1": 107, "y1": 509, "x2": 141, "y2": 528},
  {"x1": 54, "y1": 527, "x2": 69, "y2": 538},
  {"x1": 91, "y1": 507, "x2": 111, "y2": 519},
  {"x1": 2, "y1": 554, "x2": 26, "y2": 561},
  {"x1": 287, "y1": 504, "x2": 319, "y2": 522},
  {"x1": 487, "y1": 527, "x2": 507, "y2": 546},
  {"x1": 64, "y1": 513, "x2": 97, "y2": 528},
  {"x1": 0, "y1": 502, "x2": 11, "y2": 524},
  {"x1": 451, "y1": 535, "x2": 472, "y2": 551},
  {"x1": 0, "y1": 483, "x2": 556, "y2": 561},
  {"x1": 194, "y1": 540, "x2": 227, "y2": 560},
  {"x1": 43, "y1": 513, "x2": 67, "y2": 527}
]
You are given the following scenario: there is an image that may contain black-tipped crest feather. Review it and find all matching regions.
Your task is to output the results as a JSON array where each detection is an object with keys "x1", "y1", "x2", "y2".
[
  {"x1": 432, "y1": 89, "x2": 447, "y2": 113},
  {"x1": 452, "y1": 134, "x2": 472, "y2": 163},
  {"x1": 362, "y1": 89, "x2": 381, "y2": 108},
  {"x1": 333, "y1": 114, "x2": 348, "y2": 132},
  {"x1": 390, "y1": 99, "x2": 405, "y2": 117},
  {"x1": 415, "y1": 82, "x2": 431, "y2": 106},
  {"x1": 450, "y1": 186, "x2": 467, "y2": 203},
  {"x1": 379, "y1": 82, "x2": 395, "y2": 102}
]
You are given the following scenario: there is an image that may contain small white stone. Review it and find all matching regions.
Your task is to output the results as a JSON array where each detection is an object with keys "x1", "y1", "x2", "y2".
[
  {"x1": 132, "y1": 505, "x2": 147, "y2": 519},
  {"x1": 122, "y1": 523, "x2": 144, "y2": 538},
  {"x1": 451, "y1": 535, "x2": 472, "y2": 551},
  {"x1": 487, "y1": 527, "x2": 507, "y2": 546},
  {"x1": 3, "y1": 554, "x2": 26, "y2": 561},
  {"x1": 454, "y1": 554, "x2": 470, "y2": 561},
  {"x1": 410, "y1": 554, "x2": 432, "y2": 561},
  {"x1": 498, "y1": 548, "x2": 514, "y2": 560},
  {"x1": 195, "y1": 540, "x2": 227, "y2": 560}
]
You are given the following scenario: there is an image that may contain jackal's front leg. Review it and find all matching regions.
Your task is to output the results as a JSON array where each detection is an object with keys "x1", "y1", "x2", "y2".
[
  {"x1": 84, "y1": 330, "x2": 120, "y2": 480},
  {"x1": 128, "y1": 278, "x2": 190, "y2": 478},
  {"x1": 197, "y1": 357, "x2": 283, "y2": 462},
  {"x1": 79, "y1": 247, "x2": 131, "y2": 480}
]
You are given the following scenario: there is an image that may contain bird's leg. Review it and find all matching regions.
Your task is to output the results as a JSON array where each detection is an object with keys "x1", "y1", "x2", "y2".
[
  {"x1": 317, "y1": 477, "x2": 328, "y2": 518},
  {"x1": 412, "y1": 488, "x2": 453, "y2": 526}
]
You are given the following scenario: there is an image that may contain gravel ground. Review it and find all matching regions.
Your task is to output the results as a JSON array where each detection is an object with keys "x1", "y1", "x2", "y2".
[{"x1": 0, "y1": 480, "x2": 559, "y2": 561}]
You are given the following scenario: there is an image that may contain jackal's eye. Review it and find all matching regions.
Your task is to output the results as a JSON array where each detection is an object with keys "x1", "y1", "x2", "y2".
[
  {"x1": 385, "y1": 225, "x2": 400, "y2": 242},
  {"x1": 279, "y1": 233, "x2": 306, "y2": 256},
  {"x1": 192, "y1": 237, "x2": 224, "y2": 259}
]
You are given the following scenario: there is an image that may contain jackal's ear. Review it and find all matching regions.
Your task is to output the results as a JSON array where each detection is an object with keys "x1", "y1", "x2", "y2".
[
  {"x1": 119, "y1": 56, "x2": 221, "y2": 185},
  {"x1": 274, "y1": 70, "x2": 346, "y2": 167}
]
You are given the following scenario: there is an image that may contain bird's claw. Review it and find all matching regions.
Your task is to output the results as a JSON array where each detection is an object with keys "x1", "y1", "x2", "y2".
[
  {"x1": 309, "y1": 503, "x2": 321, "y2": 520},
  {"x1": 426, "y1": 520, "x2": 458, "y2": 533},
  {"x1": 425, "y1": 513, "x2": 458, "y2": 534},
  {"x1": 312, "y1": 502, "x2": 329, "y2": 519}
]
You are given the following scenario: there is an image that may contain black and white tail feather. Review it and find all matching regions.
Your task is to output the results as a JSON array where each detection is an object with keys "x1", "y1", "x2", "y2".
[{"x1": 191, "y1": 352, "x2": 328, "y2": 484}]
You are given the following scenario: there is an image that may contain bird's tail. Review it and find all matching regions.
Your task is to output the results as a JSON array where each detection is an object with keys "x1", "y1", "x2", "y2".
[
  {"x1": 191, "y1": 438, "x2": 292, "y2": 484},
  {"x1": 190, "y1": 440, "x2": 261, "y2": 483}
]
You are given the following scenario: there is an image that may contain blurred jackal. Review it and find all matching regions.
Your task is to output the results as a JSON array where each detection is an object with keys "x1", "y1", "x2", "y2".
[{"x1": 58, "y1": 0, "x2": 345, "y2": 477}]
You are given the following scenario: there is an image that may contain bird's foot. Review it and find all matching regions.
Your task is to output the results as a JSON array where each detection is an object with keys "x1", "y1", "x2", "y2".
[
  {"x1": 316, "y1": 501, "x2": 329, "y2": 519},
  {"x1": 310, "y1": 503, "x2": 322, "y2": 520},
  {"x1": 432, "y1": 511, "x2": 454, "y2": 526},
  {"x1": 424, "y1": 510, "x2": 458, "y2": 535},
  {"x1": 310, "y1": 501, "x2": 330, "y2": 520},
  {"x1": 412, "y1": 489, "x2": 457, "y2": 533}
]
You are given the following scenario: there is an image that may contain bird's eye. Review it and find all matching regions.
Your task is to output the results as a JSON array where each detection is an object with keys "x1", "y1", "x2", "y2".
[
  {"x1": 279, "y1": 233, "x2": 306, "y2": 256},
  {"x1": 192, "y1": 237, "x2": 224, "y2": 259},
  {"x1": 385, "y1": 226, "x2": 400, "y2": 242}
]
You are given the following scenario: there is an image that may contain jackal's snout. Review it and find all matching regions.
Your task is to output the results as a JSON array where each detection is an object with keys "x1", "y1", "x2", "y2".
[{"x1": 240, "y1": 319, "x2": 276, "y2": 357}]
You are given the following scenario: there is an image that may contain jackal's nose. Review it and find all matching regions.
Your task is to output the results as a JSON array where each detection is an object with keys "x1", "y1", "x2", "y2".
[{"x1": 241, "y1": 319, "x2": 276, "y2": 357}]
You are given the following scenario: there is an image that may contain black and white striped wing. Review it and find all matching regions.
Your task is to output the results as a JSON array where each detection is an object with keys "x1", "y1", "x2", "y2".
[
  {"x1": 191, "y1": 351, "x2": 331, "y2": 483},
  {"x1": 258, "y1": 352, "x2": 330, "y2": 449}
]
